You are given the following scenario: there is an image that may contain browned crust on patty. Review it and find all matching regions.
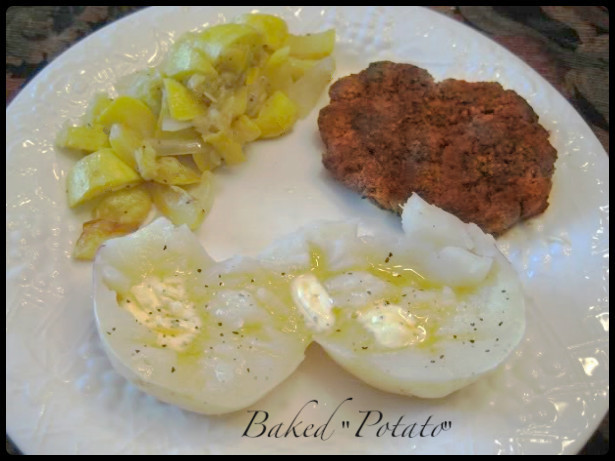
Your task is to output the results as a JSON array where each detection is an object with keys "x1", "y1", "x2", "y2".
[{"x1": 318, "y1": 61, "x2": 558, "y2": 235}]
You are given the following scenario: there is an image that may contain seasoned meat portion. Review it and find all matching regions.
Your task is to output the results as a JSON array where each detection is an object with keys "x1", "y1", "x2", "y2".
[{"x1": 318, "y1": 61, "x2": 558, "y2": 235}]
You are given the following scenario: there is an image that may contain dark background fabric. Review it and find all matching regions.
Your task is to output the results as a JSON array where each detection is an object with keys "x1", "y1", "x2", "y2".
[{"x1": 5, "y1": 6, "x2": 609, "y2": 455}]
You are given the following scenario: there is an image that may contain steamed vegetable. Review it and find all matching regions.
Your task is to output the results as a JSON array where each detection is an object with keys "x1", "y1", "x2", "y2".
[
  {"x1": 67, "y1": 148, "x2": 141, "y2": 208},
  {"x1": 57, "y1": 12, "x2": 336, "y2": 259}
]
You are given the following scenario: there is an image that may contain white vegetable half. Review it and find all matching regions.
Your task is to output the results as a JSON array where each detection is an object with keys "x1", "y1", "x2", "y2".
[
  {"x1": 94, "y1": 218, "x2": 311, "y2": 415},
  {"x1": 314, "y1": 193, "x2": 525, "y2": 398}
]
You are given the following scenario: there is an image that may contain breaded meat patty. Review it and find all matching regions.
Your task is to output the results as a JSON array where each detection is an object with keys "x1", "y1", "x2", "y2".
[{"x1": 318, "y1": 61, "x2": 558, "y2": 235}]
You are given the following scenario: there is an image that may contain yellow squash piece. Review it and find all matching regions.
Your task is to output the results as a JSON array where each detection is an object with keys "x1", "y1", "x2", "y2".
[
  {"x1": 288, "y1": 57, "x2": 317, "y2": 80},
  {"x1": 239, "y1": 13, "x2": 288, "y2": 50},
  {"x1": 154, "y1": 156, "x2": 202, "y2": 184},
  {"x1": 232, "y1": 114, "x2": 261, "y2": 143},
  {"x1": 204, "y1": 131, "x2": 246, "y2": 165},
  {"x1": 164, "y1": 37, "x2": 218, "y2": 80},
  {"x1": 119, "y1": 69, "x2": 164, "y2": 117},
  {"x1": 253, "y1": 90, "x2": 298, "y2": 138},
  {"x1": 135, "y1": 143, "x2": 201, "y2": 185},
  {"x1": 163, "y1": 78, "x2": 208, "y2": 121},
  {"x1": 56, "y1": 124, "x2": 110, "y2": 153},
  {"x1": 286, "y1": 29, "x2": 335, "y2": 59},
  {"x1": 97, "y1": 96, "x2": 157, "y2": 138},
  {"x1": 94, "y1": 186, "x2": 152, "y2": 225},
  {"x1": 196, "y1": 23, "x2": 262, "y2": 72},
  {"x1": 108, "y1": 123, "x2": 142, "y2": 170},
  {"x1": 245, "y1": 66, "x2": 260, "y2": 85},
  {"x1": 220, "y1": 86, "x2": 249, "y2": 119},
  {"x1": 263, "y1": 46, "x2": 293, "y2": 93},
  {"x1": 84, "y1": 93, "x2": 113, "y2": 125},
  {"x1": 265, "y1": 45, "x2": 290, "y2": 68},
  {"x1": 73, "y1": 219, "x2": 139, "y2": 261},
  {"x1": 149, "y1": 172, "x2": 214, "y2": 230},
  {"x1": 192, "y1": 146, "x2": 223, "y2": 172},
  {"x1": 133, "y1": 143, "x2": 158, "y2": 179},
  {"x1": 67, "y1": 148, "x2": 142, "y2": 208},
  {"x1": 285, "y1": 56, "x2": 335, "y2": 118}
]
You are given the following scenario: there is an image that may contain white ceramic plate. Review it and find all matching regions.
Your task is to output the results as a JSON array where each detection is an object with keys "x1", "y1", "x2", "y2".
[{"x1": 6, "y1": 6, "x2": 609, "y2": 455}]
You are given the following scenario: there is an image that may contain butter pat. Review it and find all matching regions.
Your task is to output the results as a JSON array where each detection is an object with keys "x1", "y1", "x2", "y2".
[
  {"x1": 357, "y1": 301, "x2": 426, "y2": 349},
  {"x1": 291, "y1": 274, "x2": 335, "y2": 333},
  {"x1": 127, "y1": 275, "x2": 201, "y2": 351}
]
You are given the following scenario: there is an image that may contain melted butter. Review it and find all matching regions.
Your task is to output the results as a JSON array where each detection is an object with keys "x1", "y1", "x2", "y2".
[
  {"x1": 309, "y1": 245, "x2": 328, "y2": 279},
  {"x1": 305, "y1": 244, "x2": 448, "y2": 351},
  {"x1": 119, "y1": 275, "x2": 201, "y2": 352},
  {"x1": 116, "y1": 242, "x2": 482, "y2": 357},
  {"x1": 291, "y1": 274, "x2": 334, "y2": 332},
  {"x1": 357, "y1": 301, "x2": 427, "y2": 348}
]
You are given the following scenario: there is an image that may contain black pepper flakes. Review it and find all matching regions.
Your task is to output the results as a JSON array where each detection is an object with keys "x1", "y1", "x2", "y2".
[{"x1": 171, "y1": 366, "x2": 176, "y2": 373}]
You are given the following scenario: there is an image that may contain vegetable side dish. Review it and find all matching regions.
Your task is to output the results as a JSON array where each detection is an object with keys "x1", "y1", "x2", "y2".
[{"x1": 57, "y1": 13, "x2": 336, "y2": 260}]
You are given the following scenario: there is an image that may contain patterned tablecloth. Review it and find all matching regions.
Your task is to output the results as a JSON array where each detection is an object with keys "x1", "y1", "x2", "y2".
[{"x1": 5, "y1": 6, "x2": 609, "y2": 455}]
